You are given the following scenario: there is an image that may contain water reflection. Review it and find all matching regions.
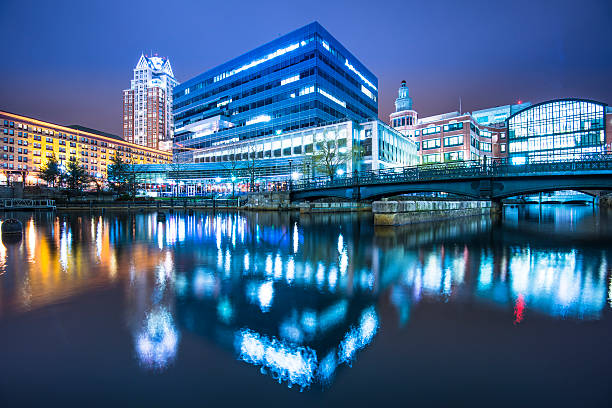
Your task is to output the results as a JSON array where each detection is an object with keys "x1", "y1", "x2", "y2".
[{"x1": 0, "y1": 206, "x2": 610, "y2": 390}]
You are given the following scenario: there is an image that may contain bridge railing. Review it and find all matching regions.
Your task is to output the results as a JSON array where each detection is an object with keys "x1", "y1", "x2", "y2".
[{"x1": 292, "y1": 154, "x2": 612, "y2": 191}]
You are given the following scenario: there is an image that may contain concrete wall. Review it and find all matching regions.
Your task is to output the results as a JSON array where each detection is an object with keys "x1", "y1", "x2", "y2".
[
  {"x1": 245, "y1": 192, "x2": 299, "y2": 210},
  {"x1": 600, "y1": 193, "x2": 612, "y2": 209},
  {"x1": 299, "y1": 202, "x2": 371, "y2": 213},
  {"x1": 372, "y1": 200, "x2": 492, "y2": 226}
]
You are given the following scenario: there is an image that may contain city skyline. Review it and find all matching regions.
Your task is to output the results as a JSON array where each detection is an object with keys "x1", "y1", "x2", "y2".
[{"x1": 1, "y1": 0, "x2": 611, "y2": 137}]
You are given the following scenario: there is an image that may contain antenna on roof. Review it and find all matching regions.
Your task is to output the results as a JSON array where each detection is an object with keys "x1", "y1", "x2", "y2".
[{"x1": 459, "y1": 97, "x2": 462, "y2": 115}]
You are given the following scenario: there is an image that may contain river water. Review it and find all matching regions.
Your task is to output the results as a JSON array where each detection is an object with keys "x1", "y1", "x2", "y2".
[{"x1": 0, "y1": 205, "x2": 610, "y2": 407}]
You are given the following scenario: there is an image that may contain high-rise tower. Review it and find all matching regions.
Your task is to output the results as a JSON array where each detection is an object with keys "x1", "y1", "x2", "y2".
[{"x1": 123, "y1": 54, "x2": 178, "y2": 151}]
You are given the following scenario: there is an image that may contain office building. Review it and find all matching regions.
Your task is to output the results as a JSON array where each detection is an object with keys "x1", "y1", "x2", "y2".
[
  {"x1": 133, "y1": 119, "x2": 417, "y2": 196},
  {"x1": 390, "y1": 82, "x2": 513, "y2": 163},
  {"x1": 507, "y1": 98, "x2": 611, "y2": 164},
  {"x1": 172, "y1": 22, "x2": 379, "y2": 162},
  {"x1": 123, "y1": 54, "x2": 178, "y2": 151},
  {"x1": 0, "y1": 110, "x2": 172, "y2": 184},
  {"x1": 472, "y1": 102, "x2": 531, "y2": 126},
  {"x1": 124, "y1": 21, "x2": 417, "y2": 195}
]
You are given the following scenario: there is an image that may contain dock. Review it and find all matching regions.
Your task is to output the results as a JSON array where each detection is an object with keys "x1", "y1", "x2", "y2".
[{"x1": 0, "y1": 198, "x2": 56, "y2": 211}]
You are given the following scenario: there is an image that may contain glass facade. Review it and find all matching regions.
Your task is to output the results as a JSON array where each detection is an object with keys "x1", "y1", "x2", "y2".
[
  {"x1": 508, "y1": 99, "x2": 607, "y2": 164},
  {"x1": 133, "y1": 119, "x2": 417, "y2": 190},
  {"x1": 172, "y1": 22, "x2": 378, "y2": 162},
  {"x1": 472, "y1": 102, "x2": 531, "y2": 126}
]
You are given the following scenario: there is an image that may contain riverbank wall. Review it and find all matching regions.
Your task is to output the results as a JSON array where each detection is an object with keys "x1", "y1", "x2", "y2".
[
  {"x1": 54, "y1": 198, "x2": 242, "y2": 211},
  {"x1": 299, "y1": 202, "x2": 371, "y2": 213},
  {"x1": 600, "y1": 194, "x2": 612, "y2": 209},
  {"x1": 244, "y1": 192, "x2": 299, "y2": 210},
  {"x1": 243, "y1": 192, "x2": 370, "y2": 212},
  {"x1": 372, "y1": 200, "x2": 493, "y2": 226}
]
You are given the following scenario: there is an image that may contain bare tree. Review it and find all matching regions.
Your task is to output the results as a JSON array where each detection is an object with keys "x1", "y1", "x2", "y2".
[
  {"x1": 244, "y1": 142, "x2": 260, "y2": 192},
  {"x1": 312, "y1": 135, "x2": 350, "y2": 181}
]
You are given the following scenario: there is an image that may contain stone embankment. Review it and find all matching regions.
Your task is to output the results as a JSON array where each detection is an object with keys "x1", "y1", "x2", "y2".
[
  {"x1": 244, "y1": 192, "x2": 299, "y2": 210},
  {"x1": 600, "y1": 194, "x2": 612, "y2": 209},
  {"x1": 299, "y1": 202, "x2": 371, "y2": 213},
  {"x1": 372, "y1": 200, "x2": 493, "y2": 226}
]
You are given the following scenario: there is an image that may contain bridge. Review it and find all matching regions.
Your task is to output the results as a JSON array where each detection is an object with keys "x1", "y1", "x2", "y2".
[{"x1": 290, "y1": 156, "x2": 612, "y2": 202}]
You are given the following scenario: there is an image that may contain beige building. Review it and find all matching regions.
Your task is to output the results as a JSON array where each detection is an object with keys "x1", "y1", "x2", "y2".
[{"x1": 0, "y1": 110, "x2": 172, "y2": 184}]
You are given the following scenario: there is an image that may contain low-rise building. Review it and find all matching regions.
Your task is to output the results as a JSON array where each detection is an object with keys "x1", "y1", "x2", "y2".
[
  {"x1": 0, "y1": 110, "x2": 172, "y2": 184},
  {"x1": 389, "y1": 81, "x2": 515, "y2": 164},
  {"x1": 134, "y1": 118, "x2": 417, "y2": 195},
  {"x1": 472, "y1": 102, "x2": 531, "y2": 126},
  {"x1": 507, "y1": 98, "x2": 610, "y2": 164}
]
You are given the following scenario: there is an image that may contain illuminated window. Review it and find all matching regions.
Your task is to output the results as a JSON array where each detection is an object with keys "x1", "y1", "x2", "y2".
[{"x1": 422, "y1": 138, "x2": 441, "y2": 149}]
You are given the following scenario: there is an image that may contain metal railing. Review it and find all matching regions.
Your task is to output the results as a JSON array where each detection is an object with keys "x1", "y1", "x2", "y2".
[
  {"x1": 292, "y1": 155, "x2": 612, "y2": 192},
  {"x1": 54, "y1": 198, "x2": 245, "y2": 209},
  {"x1": 0, "y1": 198, "x2": 56, "y2": 210}
]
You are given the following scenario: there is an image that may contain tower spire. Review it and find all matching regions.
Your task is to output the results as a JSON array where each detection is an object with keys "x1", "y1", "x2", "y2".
[{"x1": 395, "y1": 80, "x2": 413, "y2": 112}]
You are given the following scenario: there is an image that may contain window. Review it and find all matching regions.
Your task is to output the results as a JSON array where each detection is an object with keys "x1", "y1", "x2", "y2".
[
  {"x1": 421, "y1": 138, "x2": 441, "y2": 149},
  {"x1": 444, "y1": 151, "x2": 464, "y2": 161},
  {"x1": 444, "y1": 135, "x2": 463, "y2": 147},
  {"x1": 470, "y1": 123, "x2": 480, "y2": 135},
  {"x1": 422, "y1": 126, "x2": 441, "y2": 136},
  {"x1": 422, "y1": 153, "x2": 441, "y2": 163},
  {"x1": 500, "y1": 144, "x2": 506, "y2": 152},
  {"x1": 443, "y1": 122, "x2": 464, "y2": 132}
]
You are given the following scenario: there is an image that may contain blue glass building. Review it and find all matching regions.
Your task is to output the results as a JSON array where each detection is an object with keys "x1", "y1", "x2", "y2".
[
  {"x1": 172, "y1": 22, "x2": 378, "y2": 161},
  {"x1": 507, "y1": 98, "x2": 608, "y2": 163}
]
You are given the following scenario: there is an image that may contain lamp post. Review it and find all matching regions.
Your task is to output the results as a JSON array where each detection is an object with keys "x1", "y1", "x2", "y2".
[{"x1": 288, "y1": 159, "x2": 293, "y2": 191}]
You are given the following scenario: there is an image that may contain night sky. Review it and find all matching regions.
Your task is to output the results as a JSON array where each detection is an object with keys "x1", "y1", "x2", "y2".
[{"x1": 1, "y1": 0, "x2": 611, "y2": 136}]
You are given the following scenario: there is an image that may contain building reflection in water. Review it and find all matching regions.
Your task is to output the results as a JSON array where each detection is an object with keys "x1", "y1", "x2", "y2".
[
  {"x1": 379, "y1": 216, "x2": 609, "y2": 324},
  {"x1": 0, "y1": 207, "x2": 609, "y2": 388}
]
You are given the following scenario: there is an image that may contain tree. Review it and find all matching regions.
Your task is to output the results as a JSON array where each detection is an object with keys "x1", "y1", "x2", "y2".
[
  {"x1": 91, "y1": 176, "x2": 104, "y2": 198},
  {"x1": 108, "y1": 154, "x2": 134, "y2": 197},
  {"x1": 64, "y1": 158, "x2": 90, "y2": 196},
  {"x1": 312, "y1": 135, "x2": 350, "y2": 181},
  {"x1": 39, "y1": 155, "x2": 61, "y2": 187},
  {"x1": 244, "y1": 143, "x2": 260, "y2": 192},
  {"x1": 169, "y1": 157, "x2": 183, "y2": 197}
]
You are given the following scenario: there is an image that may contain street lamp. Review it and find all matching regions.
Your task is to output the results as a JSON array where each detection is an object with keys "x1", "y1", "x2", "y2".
[{"x1": 288, "y1": 159, "x2": 293, "y2": 191}]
